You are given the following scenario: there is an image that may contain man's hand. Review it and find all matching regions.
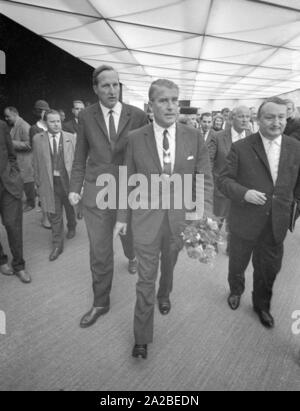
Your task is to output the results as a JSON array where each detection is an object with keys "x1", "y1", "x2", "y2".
[
  {"x1": 69, "y1": 192, "x2": 81, "y2": 206},
  {"x1": 244, "y1": 190, "x2": 267, "y2": 206},
  {"x1": 114, "y1": 222, "x2": 127, "y2": 239}
]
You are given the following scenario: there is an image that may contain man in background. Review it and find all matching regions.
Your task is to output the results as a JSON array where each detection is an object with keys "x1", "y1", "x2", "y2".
[
  {"x1": 33, "y1": 110, "x2": 77, "y2": 262},
  {"x1": 284, "y1": 99, "x2": 300, "y2": 141},
  {"x1": 0, "y1": 119, "x2": 31, "y2": 283},
  {"x1": 208, "y1": 106, "x2": 251, "y2": 250},
  {"x1": 4, "y1": 106, "x2": 35, "y2": 212},
  {"x1": 199, "y1": 112, "x2": 214, "y2": 145},
  {"x1": 63, "y1": 100, "x2": 85, "y2": 136}
]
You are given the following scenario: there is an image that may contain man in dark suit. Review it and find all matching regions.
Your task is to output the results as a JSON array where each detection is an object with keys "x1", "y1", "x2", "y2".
[
  {"x1": 208, "y1": 106, "x2": 251, "y2": 225},
  {"x1": 284, "y1": 99, "x2": 300, "y2": 141},
  {"x1": 218, "y1": 97, "x2": 300, "y2": 329},
  {"x1": 63, "y1": 100, "x2": 85, "y2": 136},
  {"x1": 115, "y1": 79, "x2": 214, "y2": 359},
  {"x1": 0, "y1": 120, "x2": 31, "y2": 283},
  {"x1": 199, "y1": 112, "x2": 215, "y2": 145},
  {"x1": 69, "y1": 65, "x2": 148, "y2": 328}
]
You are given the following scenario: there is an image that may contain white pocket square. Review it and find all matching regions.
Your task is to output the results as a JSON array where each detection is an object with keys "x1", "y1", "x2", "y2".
[{"x1": 187, "y1": 155, "x2": 194, "y2": 160}]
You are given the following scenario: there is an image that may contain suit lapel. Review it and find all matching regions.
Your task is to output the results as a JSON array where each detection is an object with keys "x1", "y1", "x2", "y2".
[
  {"x1": 117, "y1": 104, "x2": 131, "y2": 139},
  {"x1": 93, "y1": 104, "x2": 109, "y2": 142},
  {"x1": 251, "y1": 133, "x2": 273, "y2": 182},
  {"x1": 173, "y1": 124, "x2": 188, "y2": 174},
  {"x1": 41, "y1": 132, "x2": 53, "y2": 186},
  {"x1": 62, "y1": 132, "x2": 70, "y2": 168},
  {"x1": 223, "y1": 128, "x2": 232, "y2": 154},
  {"x1": 144, "y1": 125, "x2": 162, "y2": 173},
  {"x1": 276, "y1": 135, "x2": 289, "y2": 187}
]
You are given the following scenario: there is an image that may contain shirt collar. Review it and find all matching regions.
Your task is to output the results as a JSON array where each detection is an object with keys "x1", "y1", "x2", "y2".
[
  {"x1": 153, "y1": 121, "x2": 176, "y2": 139},
  {"x1": 259, "y1": 131, "x2": 282, "y2": 147},
  {"x1": 48, "y1": 131, "x2": 61, "y2": 138},
  {"x1": 231, "y1": 127, "x2": 246, "y2": 139},
  {"x1": 99, "y1": 101, "x2": 122, "y2": 117}
]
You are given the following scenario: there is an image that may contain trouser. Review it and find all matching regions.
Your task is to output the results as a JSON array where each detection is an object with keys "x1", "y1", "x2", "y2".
[
  {"x1": 133, "y1": 215, "x2": 182, "y2": 344},
  {"x1": 83, "y1": 206, "x2": 135, "y2": 307},
  {"x1": 23, "y1": 182, "x2": 35, "y2": 208},
  {"x1": 48, "y1": 177, "x2": 76, "y2": 249},
  {"x1": 0, "y1": 183, "x2": 25, "y2": 272},
  {"x1": 228, "y1": 219, "x2": 284, "y2": 312}
]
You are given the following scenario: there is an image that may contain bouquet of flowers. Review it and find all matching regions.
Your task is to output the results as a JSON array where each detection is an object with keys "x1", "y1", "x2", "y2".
[{"x1": 181, "y1": 217, "x2": 224, "y2": 265}]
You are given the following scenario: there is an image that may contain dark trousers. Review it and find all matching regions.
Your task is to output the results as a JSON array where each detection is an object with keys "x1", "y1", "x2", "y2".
[
  {"x1": 0, "y1": 182, "x2": 25, "y2": 272},
  {"x1": 83, "y1": 206, "x2": 135, "y2": 307},
  {"x1": 228, "y1": 219, "x2": 284, "y2": 311},
  {"x1": 133, "y1": 215, "x2": 182, "y2": 344},
  {"x1": 23, "y1": 182, "x2": 35, "y2": 208},
  {"x1": 48, "y1": 177, "x2": 76, "y2": 249}
]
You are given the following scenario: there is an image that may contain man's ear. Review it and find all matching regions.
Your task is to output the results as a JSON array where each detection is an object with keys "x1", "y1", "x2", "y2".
[{"x1": 93, "y1": 84, "x2": 98, "y2": 95}]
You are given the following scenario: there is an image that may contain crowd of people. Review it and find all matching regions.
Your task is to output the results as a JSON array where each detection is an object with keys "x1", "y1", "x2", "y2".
[{"x1": 1, "y1": 64, "x2": 300, "y2": 361}]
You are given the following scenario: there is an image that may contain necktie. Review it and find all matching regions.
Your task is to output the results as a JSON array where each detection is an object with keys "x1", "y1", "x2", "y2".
[
  {"x1": 52, "y1": 134, "x2": 59, "y2": 173},
  {"x1": 109, "y1": 110, "x2": 117, "y2": 148},
  {"x1": 266, "y1": 140, "x2": 278, "y2": 184},
  {"x1": 163, "y1": 130, "x2": 172, "y2": 176}
]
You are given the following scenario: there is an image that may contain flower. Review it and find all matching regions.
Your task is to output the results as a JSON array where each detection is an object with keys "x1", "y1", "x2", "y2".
[{"x1": 181, "y1": 217, "x2": 224, "y2": 265}]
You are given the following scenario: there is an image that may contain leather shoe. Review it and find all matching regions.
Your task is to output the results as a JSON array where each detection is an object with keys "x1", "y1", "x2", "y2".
[
  {"x1": 254, "y1": 308, "x2": 274, "y2": 329},
  {"x1": 132, "y1": 344, "x2": 147, "y2": 359},
  {"x1": 0, "y1": 263, "x2": 14, "y2": 276},
  {"x1": 15, "y1": 270, "x2": 32, "y2": 284},
  {"x1": 66, "y1": 229, "x2": 76, "y2": 240},
  {"x1": 227, "y1": 294, "x2": 241, "y2": 310},
  {"x1": 128, "y1": 258, "x2": 138, "y2": 274},
  {"x1": 158, "y1": 300, "x2": 171, "y2": 315},
  {"x1": 80, "y1": 306, "x2": 110, "y2": 328},
  {"x1": 49, "y1": 248, "x2": 63, "y2": 261},
  {"x1": 23, "y1": 204, "x2": 34, "y2": 213}
]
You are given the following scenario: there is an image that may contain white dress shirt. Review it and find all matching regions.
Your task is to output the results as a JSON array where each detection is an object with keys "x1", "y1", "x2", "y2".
[
  {"x1": 99, "y1": 101, "x2": 122, "y2": 139},
  {"x1": 48, "y1": 132, "x2": 61, "y2": 176},
  {"x1": 153, "y1": 121, "x2": 176, "y2": 172},
  {"x1": 231, "y1": 127, "x2": 246, "y2": 143},
  {"x1": 260, "y1": 132, "x2": 282, "y2": 184}
]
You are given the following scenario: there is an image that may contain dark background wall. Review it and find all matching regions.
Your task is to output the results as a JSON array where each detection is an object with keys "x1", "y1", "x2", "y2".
[{"x1": 0, "y1": 13, "x2": 97, "y2": 124}]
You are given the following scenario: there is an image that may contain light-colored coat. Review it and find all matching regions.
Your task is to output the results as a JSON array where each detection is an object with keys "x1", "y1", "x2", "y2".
[
  {"x1": 10, "y1": 117, "x2": 34, "y2": 183},
  {"x1": 33, "y1": 131, "x2": 76, "y2": 213}
]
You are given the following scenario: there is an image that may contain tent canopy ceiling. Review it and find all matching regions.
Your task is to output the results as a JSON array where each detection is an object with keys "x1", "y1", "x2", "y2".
[{"x1": 1, "y1": 0, "x2": 300, "y2": 106}]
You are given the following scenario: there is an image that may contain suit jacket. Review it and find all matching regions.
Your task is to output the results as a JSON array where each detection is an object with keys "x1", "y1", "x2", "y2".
[
  {"x1": 208, "y1": 128, "x2": 251, "y2": 199},
  {"x1": 0, "y1": 120, "x2": 23, "y2": 199},
  {"x1": 218, "y1": 133, "x2": 300, "y2": 243},
  {"x1": 10, "y1": 117, "x2": 34, "y2": 183},
  {"x1": 118, "y1": 123, "x2": 214, "y2": 245},
  {"x1": 202, "y1": 129, "x2": 217, "y2": 146},
  {"x1": 70, "y1": 102, "x2": 148, "y2": 208},
  {"x1": 33, "y1": 131, "x2": 76, "y2": 213},
  {"x1": 284, "y1": 117, "x2": 300, "y2": 141},
  {"x1": 63, "y1": 118, "x2": 79, "y2": 135}
]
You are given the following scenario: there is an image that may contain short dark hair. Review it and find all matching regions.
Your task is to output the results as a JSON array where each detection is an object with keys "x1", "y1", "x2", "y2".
[
  {"x1": 92, "y1": 65, "x2": 118, "y2": 85},
  {"x1": 73, "y1": 100, "x2": 85, "y2": 107},
  {"x1": 257, "y1": 97, "x2": 287, "y2": 119},
  {"x1": 221, "y1": 107, "x2": 230, "y2": 114},
  {"x1": 148, "y1": 79, "x2": 179, "y2": 101},
  {"x1": 44, "y1": 109, "x2": 61, "y2": 121},
  {"x1": 200, "y1": 112, "x2": 212, "y2": 120},
  {"x1": 5, "y1": 106, "x2": 19, "y2": 115}
]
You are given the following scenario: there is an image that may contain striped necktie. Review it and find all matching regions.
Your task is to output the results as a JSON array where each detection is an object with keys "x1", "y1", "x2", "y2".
[{"x1": 163, "y1": 129, "x2": 172, "y2": 176}]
